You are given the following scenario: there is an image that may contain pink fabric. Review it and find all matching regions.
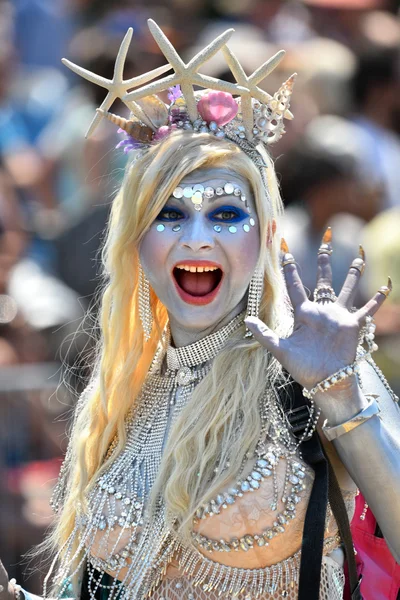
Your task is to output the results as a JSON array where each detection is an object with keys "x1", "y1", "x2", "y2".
[{"x1": 344, "y1": 492, "x2": 400, "y2": 600}]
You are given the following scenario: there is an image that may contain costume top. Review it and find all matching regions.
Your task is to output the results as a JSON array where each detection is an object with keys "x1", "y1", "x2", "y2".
[{"x1": 50, "y1": 315, "x2": 355, "y2": 600}]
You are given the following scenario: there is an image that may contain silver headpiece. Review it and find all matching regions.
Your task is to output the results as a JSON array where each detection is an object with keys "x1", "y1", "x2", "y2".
[{"x1": 62, "y1": 20, "x2": 296, "y2": 155}]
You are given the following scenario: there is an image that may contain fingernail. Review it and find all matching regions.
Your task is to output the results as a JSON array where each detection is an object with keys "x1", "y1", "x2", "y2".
[
  {"x1": 322, "y1": 227, "x2": 332, "y2": 245},
  {"x1": 244, "y1": 316, "x2": 255, "y2": 324},
  {"x1": 280, "y1": 238, "x2": 289, "y2": 254},
  {"x1": 378, "y1": 277, "x2": 392, "y2": 297},
  {"x1": 359, "y1": 245, "x2": 366, "y2": 261},
  {"x1": 351, "y1": 257, "x2": 365, "y2": 275}
]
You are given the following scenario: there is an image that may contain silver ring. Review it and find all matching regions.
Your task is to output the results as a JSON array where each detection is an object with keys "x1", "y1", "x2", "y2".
[
  {"x1": 0, "y1": 585, "x2": 4, "y2": 593},
  {"x1": 282, "y1": 258, "x2": 296, "y2": 268},
  {"x1": 313, "y1": 286, "x2": 337, "y2": 303},
  {"x1": 318, "y1": 243, "x2": 333, "y2": 256}
]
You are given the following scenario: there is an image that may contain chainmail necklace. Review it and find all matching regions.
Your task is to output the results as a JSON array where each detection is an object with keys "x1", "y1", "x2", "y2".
[{"x1": 46, "y1": 312, "x2": 246, "y2": 600}]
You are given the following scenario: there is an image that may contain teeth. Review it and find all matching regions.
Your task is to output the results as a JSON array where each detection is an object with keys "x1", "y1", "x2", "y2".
[{"x1": 175, "y1": 264, "x2": 219, "y2": 272}]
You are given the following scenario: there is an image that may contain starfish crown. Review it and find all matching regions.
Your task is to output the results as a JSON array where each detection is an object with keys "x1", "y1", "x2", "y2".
[{"x1": 62, "y1": 20, "x2": 296, "y2": 153}]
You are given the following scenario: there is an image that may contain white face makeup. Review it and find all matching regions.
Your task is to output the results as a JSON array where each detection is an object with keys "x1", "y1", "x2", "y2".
[{"x1": 139, "y1": 167, "x2": 261, "y2": 341}]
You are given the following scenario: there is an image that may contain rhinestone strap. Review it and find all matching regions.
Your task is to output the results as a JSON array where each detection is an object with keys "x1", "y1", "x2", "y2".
[{"x1": 166, "y1": 311, "x2": 245, "y2": 370}]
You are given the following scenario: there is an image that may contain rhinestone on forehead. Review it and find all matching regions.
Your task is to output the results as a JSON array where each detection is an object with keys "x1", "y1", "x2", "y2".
[{"x1": 171, "y1": 181, "x2": 249, "y2": 212}]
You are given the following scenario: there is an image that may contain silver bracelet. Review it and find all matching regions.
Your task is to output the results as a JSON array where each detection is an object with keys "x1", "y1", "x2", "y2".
[
  {"x1": 322, "y1": 395, "x2": 381, "y2": 441},
  {"x1": 303, "y1": 359, "x2": 362, "y2": 400}
]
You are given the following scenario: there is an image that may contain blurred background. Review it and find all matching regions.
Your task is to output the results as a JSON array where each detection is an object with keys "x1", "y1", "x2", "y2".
[{"x1": 1, "y1": 0, "x2": 400, "y2": 591}]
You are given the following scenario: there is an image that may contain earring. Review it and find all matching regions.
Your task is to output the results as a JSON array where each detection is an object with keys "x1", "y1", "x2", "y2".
[
  {"x1": 138, "y1": 264, "x2": 153, "y2": 341},
  {"x1": 245, "y1": 267, "x2": 264, "y2": 337}
]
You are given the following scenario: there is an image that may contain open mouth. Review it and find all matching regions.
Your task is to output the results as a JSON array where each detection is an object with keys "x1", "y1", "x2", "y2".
[{"x1": 172, "y1": 263, "x2": 224, "y2": 305}]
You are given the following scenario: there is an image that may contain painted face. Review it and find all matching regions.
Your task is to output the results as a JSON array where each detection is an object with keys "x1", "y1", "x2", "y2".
[{"x1": 139, "y1": 167, "x2": 261, "y2": 334}]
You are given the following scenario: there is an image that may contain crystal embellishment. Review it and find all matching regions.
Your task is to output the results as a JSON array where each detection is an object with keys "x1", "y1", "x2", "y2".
[{"x1": 176, "y1": 366, "x2": 193, "y2": 386}]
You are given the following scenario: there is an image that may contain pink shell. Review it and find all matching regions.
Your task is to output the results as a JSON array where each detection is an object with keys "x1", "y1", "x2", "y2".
[
  {"x1": 154, "y1": 124, "x2": 177, "y2": 141},
  {"x1": 197, "y1": 91, "x2": 238, "y2": 127}
]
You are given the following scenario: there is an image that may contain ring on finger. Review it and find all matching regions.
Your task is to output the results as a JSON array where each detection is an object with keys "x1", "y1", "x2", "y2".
[
  {"x1": 318, "y1": 243, "x2": 333, "y2": 256},
  {"x1": 0, "y1": 585, "x2": 4, "y2": 593},
  {"x1": 314, "y1": 285, "x2": 337, "y2": 303},
  {"x1": 378, "y1": 286, "x2": 391, "y2": 297},
  {"x1": 350, "y1": 257, "x2": 365, "y2": 275},
  {"x1": 282, "y1": 254, "x2": 296, "y2": 268},
  {"x1": 377, "y1": 277, "x2": 393, "y2": 298}
]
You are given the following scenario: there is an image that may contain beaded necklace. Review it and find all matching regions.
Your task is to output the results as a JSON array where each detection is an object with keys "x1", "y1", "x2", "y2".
[{"x1": 46, "y1": 312, "x2": 320, "y2": 600}]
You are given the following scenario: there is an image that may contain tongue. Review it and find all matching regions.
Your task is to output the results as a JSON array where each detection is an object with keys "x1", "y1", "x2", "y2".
[{"x1": 178, "y1": 271, "x2": 218, "y2": 296}]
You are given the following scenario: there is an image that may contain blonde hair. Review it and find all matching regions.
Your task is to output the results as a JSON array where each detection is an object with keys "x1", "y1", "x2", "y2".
[{"x1": 48, "y1": 131, "x2": 292, "y2": 561}]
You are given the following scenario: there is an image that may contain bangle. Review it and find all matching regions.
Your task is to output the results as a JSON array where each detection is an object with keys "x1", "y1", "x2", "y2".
[
  {"x1": 303, "y1": 359, "x2": 361, "y2": 400},
  {"x1": 322, "y1": 395, "x2": 381, "y2": 441}
]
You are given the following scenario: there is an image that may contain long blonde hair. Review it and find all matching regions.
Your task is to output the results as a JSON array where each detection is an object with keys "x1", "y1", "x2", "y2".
[{"x1": 49, "y1": 130, "x2": 292, "y2": 556}]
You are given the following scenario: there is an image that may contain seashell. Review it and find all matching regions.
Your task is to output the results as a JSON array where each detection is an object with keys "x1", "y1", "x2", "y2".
[
  {"x1": 197, "y1": 91, "x2": 238, "y2": 127},
  {"x1": 98, "y1": 109, "x2": 153, "y2": 142},
  {"x1": 136, "y1": 95, "x2": 169, "y2": 129}
]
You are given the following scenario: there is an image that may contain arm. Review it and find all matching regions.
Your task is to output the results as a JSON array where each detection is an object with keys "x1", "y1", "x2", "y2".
[
  {"x1": 0, "y1": 561, "x2": 43, "y2": 600},
  {"x1": 0, "y1": 561, "x2": 73, "y2": 600},
  {"x1": 245, "y1": 231, "x2": 400, "y2": 562},
  {"x1": 315, "y1": 364, "x2": 400, "y2": 562}
]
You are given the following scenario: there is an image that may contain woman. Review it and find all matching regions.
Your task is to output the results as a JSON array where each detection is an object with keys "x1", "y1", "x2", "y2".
[{"x1": 1, "y1": 20, "x2": 399, "y2": 600}]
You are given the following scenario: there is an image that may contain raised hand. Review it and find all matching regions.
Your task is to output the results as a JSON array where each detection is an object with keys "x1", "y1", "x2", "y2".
[{"x1": 245, "y1": 229, "x2": 391, "y2": 397}]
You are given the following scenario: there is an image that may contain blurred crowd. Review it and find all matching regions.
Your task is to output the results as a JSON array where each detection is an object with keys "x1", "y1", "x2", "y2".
[{"x1": 1, "y1": 0, "x2": 400, "y2": 590}]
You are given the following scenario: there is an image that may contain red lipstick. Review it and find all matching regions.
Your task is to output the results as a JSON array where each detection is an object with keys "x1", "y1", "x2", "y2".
[{"x1": 172, "y1": 261, "x2": 224, "y2": 306}]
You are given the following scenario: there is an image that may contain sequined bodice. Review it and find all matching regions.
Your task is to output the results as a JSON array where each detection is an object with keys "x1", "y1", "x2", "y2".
[
  {"x1": 83, "y1": 382, "x2": 352, "y2": 600},
  {"x1": 50, "y1": 315, "x2": 355, "y2": 600}
]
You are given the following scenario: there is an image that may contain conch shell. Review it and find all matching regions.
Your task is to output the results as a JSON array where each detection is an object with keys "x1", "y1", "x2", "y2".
[
  {"x1": 197, "y1": 91, "x2": 238, "y2": 126},
  {"x1": 136, "y1": 95, "x2": 169, "y2": 130},
  {"x1": 97, "y1": 109, "x2": 154, "y2": 142},
  {"x1": 258, "y1": 74, "x2": 296, "y2": 145}
]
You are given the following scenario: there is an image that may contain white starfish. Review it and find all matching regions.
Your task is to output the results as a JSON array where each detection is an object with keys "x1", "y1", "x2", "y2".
[
  {"x1": 222, "y1": 45, "x2": 287, "y2": 140},
  {"x1": 123, "y1": 19, "x2": 248, "y2": 122},
  {"x1": 62, "y1": 27, "x2": 172, "y2": 137}
]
